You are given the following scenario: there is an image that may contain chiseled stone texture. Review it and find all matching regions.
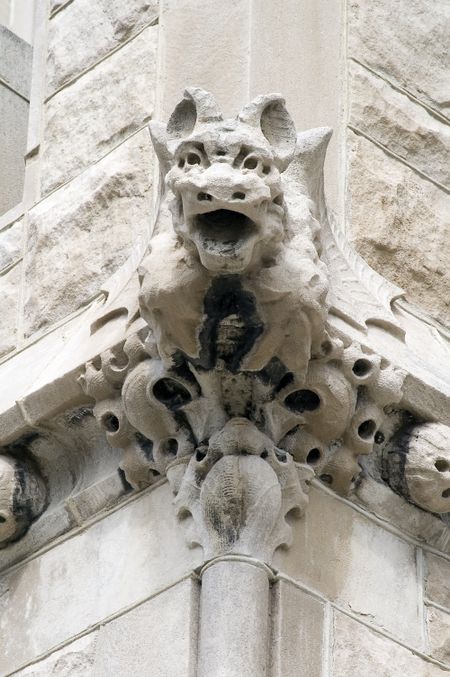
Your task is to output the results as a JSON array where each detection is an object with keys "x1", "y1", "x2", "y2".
[
  {"x1": 14, "y1": 633, "x2": 99, "y2": 676},
  {"x1": 0, "y1": 483, "x2": 202, "y2": 675},
  {"x1": 271, "y1": 580, "x2": 324, "y2": 677},
  {"x1": 347, "y1": 132, "x2": 450, "y2": 325},
  {"x1": 425, "y1": 554, "x2": 450, "y2": 609},
  {"x1": 349, "y1": 61, "x2": 450, "y2": 189},
  {"x1": 426, "y1": 606, "x2": 450, "y2": 665},
  {"x1": 93, "y1": 579, "x2": 198, "y2": 676},
  {"x1": 41, "y1": 26, "x2": 157, "y2": 195},
  {"x1": 0, "y1": 218, "x2": 23, "y2": 272},
  {"x1": 273, "y1": 486, "x2": 420, "y2": 645},
  {"x1": 47, "y1": 0, "x2": 159, "y2": 95},
  {"x1": 24, "y1": 129, "x2": 153, "y2": 337},
  {"x1": 333, "y1": 611, "x2": 447, "y2": 676},
  {"x1": 0, "y1": 263, "x2": 20, "y2": 357},
  {"x1": 348, "y1": 0, "x2": 450, "y2": 116}
]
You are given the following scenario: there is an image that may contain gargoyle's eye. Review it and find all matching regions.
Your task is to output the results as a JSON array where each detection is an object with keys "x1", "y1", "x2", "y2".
[
  {"x1": 243, "y1": 156, "x2": 258, "y2": 170},
  {"x1": 262, "y1": 165, "x2": 271, "y2": 175},
  {"x1": 187, "y1": 152, "x2": 201, "y2": 165}
]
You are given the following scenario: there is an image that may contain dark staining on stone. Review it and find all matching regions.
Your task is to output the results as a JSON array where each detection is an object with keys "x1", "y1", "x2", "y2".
[
  {"x1": 374, "y1": 431, "x2": 385, "y2": 445},
  {"x1": 198, "y1": 275, "x2": 264, "y2": 372},
  {"x1": 161, "y1": 438, "x2": 178, "y2": 457},
  {"x1": 284, "y1": 389, "x2": 320, "y2": 414},
  {"x1": 135, "y1": 432, "x2": 154, "y2": 461},
  {"x1": 117, "y1": 467, "x2": 133, "y2": 492},
  {"x1": 153, "y1": 377, "x2": 192, "y2": 410},
  {"x1": 435, "y1": 459, "x2": 449, "y2": 472},
  {"x1": 67, "y1": 407, "x2": 94, "y2": 426}
]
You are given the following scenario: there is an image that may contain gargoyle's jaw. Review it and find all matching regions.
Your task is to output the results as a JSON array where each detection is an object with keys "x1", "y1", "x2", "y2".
[{"x1": 186, "y1": 208, "x2": 261, "y2": 273}]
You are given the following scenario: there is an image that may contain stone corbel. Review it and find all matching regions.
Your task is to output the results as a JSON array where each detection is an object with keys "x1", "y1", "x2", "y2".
[{"x1": 78, "y1": 88, "x2": 449, "y2": 565}]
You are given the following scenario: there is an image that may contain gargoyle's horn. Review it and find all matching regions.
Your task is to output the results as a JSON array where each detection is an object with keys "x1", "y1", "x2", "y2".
[
  {"x1": 238, "y1": 93, "x2": 297, "y2": 171},
  {"x1": 184, "y1": 87, "x2": 223, "y2": 124}
]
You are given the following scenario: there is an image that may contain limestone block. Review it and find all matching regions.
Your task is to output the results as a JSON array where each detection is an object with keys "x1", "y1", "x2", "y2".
[
  {"x1": 25, "y1": 129, "x2": 153, "y2": 337},
  {"x1": 333, "y1": 611, "x2": 447, "y2": 676},
  {"x1": 0, "y1": 218, "x2": 23, "y2": 272},
  {"x1": 93, "y1": 579, "x2": 198, "y2": 676},
  {"x1": 348, "y1": 0, "x2": 450, "y2": 115},
  {"x1": 47, "y1": 0, "x2": 159, "y2": 94},
  {"x1": 14, "y1": 632, "x2": 99, "y2": 676},
  {"x1": 273, "y1": 486, "x2": 421, "y2": 645},
  {"x1": 355, "y1": 477, "x2": 450, "y2": 556},
  {"x1": 347, "y1": 132, "x2": 450, "y2": 325},
  {"x1": 0, "y1": 264, "x2": 20, "y2": 357},
  {"x1": 41, "y1": 26, "x2": 157, "y2": 195},
  {"x1": 271, "y1": 580, "x2": 324, "y2": 677},
  {"x1": 426, "y1": 606, "x2": 450, "y2": 665},
  {"x1": 349, "y1": 61, "x2": 450, "y2": 189},
  {"x1": 0, "y1": 84, "x2": 29, "y2": 215},
  {"x1": 0, "y1": 483, "x2": 202, "y2": 675},
  {"x1": 0, "y1": 24, "x2": 32, "y2": 98},
  {"x1": 425, "y1": 554, "x2": 450, "y2": 610}
]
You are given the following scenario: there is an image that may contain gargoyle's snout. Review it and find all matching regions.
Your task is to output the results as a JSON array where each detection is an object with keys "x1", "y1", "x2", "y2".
[{"x1": 181, "y1": 162, "x2": 272, "y2": 220}]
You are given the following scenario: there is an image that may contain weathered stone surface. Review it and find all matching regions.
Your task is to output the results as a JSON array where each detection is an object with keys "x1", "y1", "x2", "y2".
[
  {"x1": 0, "y1": 483, "x2": 202, "y2": 675},
  {"x1": 347, "y1": 132, "x2": 450, "y2": 324},
  {"x1": 14, "y1": 632, "x2": 99, "y2": 676},
  {"x1": 355, "y1": 477, "x2": 450, "y2": 555},
  {"x1": 0, "y1": 218, "x2": 23, "y2": 272},
  {"x1": 25, "y1": 129, "x2": 153, "y2": 337},
  {"x1": 274, "y1": 486, "x2": 420, "y2": 645},
  {"x1": 47, "y1": 0, "x2": 159, "y2": 94},
  {"x1": 0, "y1": 24, "x2": 32, "y2": 97},
  {"x1": 0, "y1": 264, "x2": 20, "y2": 357},
  {"x1": 349, "y1": 61, "x2": 450, "y2": 189},
  {"x1": 426, "y1": 606, "x2": 450, "y2": 665},
  {"x1": 348, "y1": 0, "x2": 450, "y2": 116},
  {"x1": 0, "y1": 84, "x2": 29, "y2": 215},
  {"x1": 333, "y1": 611, "x2": 447, "y2": 676},
  {"x1": 271, "y1": 580, "x2": 324, "y2": 677},
  {"x1": 41, "y1": 26, "x2": 157, "y2": 195},
  {"x1": 94, "y1": 579, "x2": 198, "y2": 676},
  {"x1": 425, "y1": 554, "x2": 450, "y2": 610}
]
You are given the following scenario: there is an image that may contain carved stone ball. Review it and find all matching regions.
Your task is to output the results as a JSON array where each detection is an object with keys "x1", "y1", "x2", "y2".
[{"x1": 403, "y1": 423, "x2": 450, "y2": 514}]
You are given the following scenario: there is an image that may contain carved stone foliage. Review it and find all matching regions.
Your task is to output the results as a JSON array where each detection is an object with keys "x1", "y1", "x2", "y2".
[{"x1": 80, "y1": 88, "x2": 411, "y2": 560}]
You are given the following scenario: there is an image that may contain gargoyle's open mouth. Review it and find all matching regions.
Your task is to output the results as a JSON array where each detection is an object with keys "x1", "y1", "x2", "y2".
[{"x1": 192, "y1": 209, "x2": 257, "y2": 251}]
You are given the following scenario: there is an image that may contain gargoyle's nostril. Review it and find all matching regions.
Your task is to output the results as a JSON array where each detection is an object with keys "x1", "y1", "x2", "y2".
[
  {"x1": 232, "y1": 192, "x2": 246, "y2": 200},
  {"x1": 198, "y1": 192, "x2": 212, "y2": 201}
]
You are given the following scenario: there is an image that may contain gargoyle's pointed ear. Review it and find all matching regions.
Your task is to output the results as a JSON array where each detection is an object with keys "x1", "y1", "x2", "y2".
[
  {"x1": 238, "y1": 94, "x2": 297, "y2": 171},
  {"x1": 149, "y1": 88, "x2": 223, "y2": 173},
  {"x1": 166, "y1": 87, "x2": 223, "y2": 139}
]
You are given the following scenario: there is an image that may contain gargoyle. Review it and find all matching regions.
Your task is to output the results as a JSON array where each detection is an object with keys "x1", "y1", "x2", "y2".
[{"x1": 139, "y1": 88, "x2": 329, "y2": 377}]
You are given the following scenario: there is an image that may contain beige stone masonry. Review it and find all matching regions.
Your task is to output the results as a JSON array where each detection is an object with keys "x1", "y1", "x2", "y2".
[
  {"x1": 46, "y1": 0, "x2": 159, "y2": 96},
  {"x1": 25, "y1": 129, "x2": 154, "y2": 336},
  {"x1": 41, "y1": 26, "x2": 157, "y2": 195}
]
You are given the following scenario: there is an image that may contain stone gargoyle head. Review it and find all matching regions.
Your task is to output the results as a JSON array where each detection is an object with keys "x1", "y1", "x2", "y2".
[{"x1": 149, "y1": 87, "x2": 297, "y2": 273}]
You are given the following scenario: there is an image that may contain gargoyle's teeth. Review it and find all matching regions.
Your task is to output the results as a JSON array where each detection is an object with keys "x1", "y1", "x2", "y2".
[{"x1": 192, "y1": 209, "x2": 257, "y2": 247}]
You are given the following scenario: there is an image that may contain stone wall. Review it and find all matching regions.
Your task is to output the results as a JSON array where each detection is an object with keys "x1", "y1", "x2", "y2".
[
  {"x1": 0, "y1": 1, "x2": 449, "y2": 676},
  {"x1": 345, "y1": 0, "x2": 450, "y2": 325}
]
